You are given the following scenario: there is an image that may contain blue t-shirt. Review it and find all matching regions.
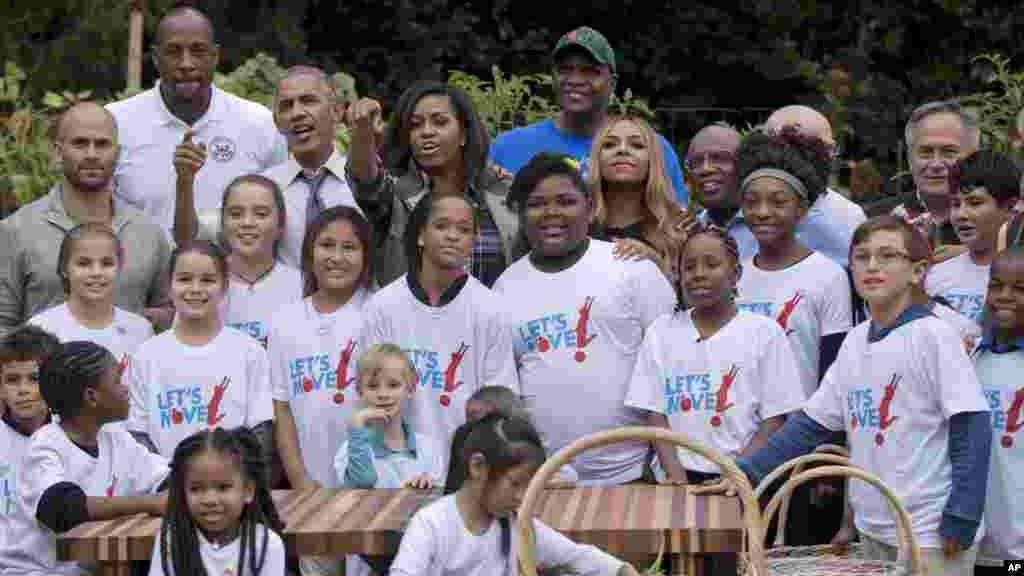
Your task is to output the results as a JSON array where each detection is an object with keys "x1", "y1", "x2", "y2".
[{"x1": 490, "y1": 119, "x2": 689, "y2": 206}]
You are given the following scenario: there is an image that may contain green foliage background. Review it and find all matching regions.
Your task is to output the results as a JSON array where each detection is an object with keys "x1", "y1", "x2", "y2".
[{"x1": 3, "y1": 0, "x2": 1024, "y2": 211}]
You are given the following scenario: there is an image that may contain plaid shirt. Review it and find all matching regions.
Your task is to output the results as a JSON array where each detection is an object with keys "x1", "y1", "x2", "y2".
[{"x1": 470, "y1": 200, "x2": 506, "y2": 287}]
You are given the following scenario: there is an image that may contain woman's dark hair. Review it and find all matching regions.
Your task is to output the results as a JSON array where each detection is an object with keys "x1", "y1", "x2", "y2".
[
  {"x1": 506, "y1": 152, "x2": 590, "y2": 215},
  {"x1": 300, "y1": 205, "x2": 375, "y2": 297},
  {"x1": 57, "y1": 223, "x2": 124, "y2": 295},
  {"x1": 160, "y1": 427, "x2": 285, "y2": 576},
  {"x1": 381, "y1": 81, "x2": 489, "y2": 187},
  {"x1": 951, "y1": 150, "x2": 1022, "y2": 208},
  {"x1": 38, "y1": 341, "x2": 115, "y2": 419},
  {"x1": 443, "y1": 413, "x2": 546, "y2": 557},
  {"x1": 404, "y1": 194, "x2": 479, "y2": 273},
  {"x1": 734, "y1": 126, "x2": 831, "y2": 207},
  {"x1": 220, "y1": 174, "x2": 288, "y2": 259},
  {"x1": 674, "y1": 224, "x2": 742, "y2": 313},
  {"x1": 169, "y1": 240, "x2": 229, "y2": 289}
]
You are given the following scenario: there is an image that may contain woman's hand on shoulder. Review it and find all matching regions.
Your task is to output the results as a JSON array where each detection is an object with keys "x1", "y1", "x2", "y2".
[
  {"x1": 401, "y1": 473, "x2": 433, "y2": 490},
  {"x1": 612, "y1": 238, "x2": 658, "y2": 262}
]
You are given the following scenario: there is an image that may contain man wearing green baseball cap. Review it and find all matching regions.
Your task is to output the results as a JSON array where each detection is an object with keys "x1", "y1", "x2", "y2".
[{"x1": 490, "y1": 26, "x2": 689, "y2": 205}]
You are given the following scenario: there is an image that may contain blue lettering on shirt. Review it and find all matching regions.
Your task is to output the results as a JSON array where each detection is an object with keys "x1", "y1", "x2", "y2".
[
  {"x1": 737, "y1": 302, "x2": 773, "y2": 317},
  {"x1": 514, "y1": 314, "x2": 579, "y2": 355},
  {"x1": 847, "y1": 387, "x2": 880, "y2": 429},
  {"x1": 230, "y1": 321, "x2": 268, "y2": 348},
  {"x1": 157, "y1": 386, "x2": 208, "y2": 429},
  {"x1": 663, "y1": 373, "x2": 716, "y2": 415},
  {"x1": 402, "y1": 349, "x2": 446, "y2": 390},
  {"x1": 985, "y1": 389, "x2": 1007, "y2": 431},
  {"x1": 288, "y1": 354, "x2": 337, "y2": 397},
  {"x1": 943, "y1": 292, "x2": 985, "y2": 322},
  {"x1": 0, "y1": 466, "x2": 12, "y2": 514}
]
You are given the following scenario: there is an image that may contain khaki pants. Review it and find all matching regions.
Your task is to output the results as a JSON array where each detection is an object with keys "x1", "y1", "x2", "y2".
[{"x1": 860, "y1": 532, "x2": 978, "y2": 576}]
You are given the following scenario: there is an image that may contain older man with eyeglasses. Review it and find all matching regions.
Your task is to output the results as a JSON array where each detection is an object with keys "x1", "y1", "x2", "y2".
[{"x1": 893, "y1": 101, "x2": 981, "y2": 254}]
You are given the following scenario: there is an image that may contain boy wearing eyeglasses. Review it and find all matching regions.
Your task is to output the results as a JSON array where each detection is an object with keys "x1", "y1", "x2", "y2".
[
  {"x1": 925, "y1": 151, "x2": 1020, "y2": 332},
  {"x1": 709, "y1": 215, "x2": 991, "y2": 576}
]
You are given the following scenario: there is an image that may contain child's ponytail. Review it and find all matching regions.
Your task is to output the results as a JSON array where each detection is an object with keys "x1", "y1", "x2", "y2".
[{"x1": 446, "y1": 413, "x2": 547, "y2": 557}]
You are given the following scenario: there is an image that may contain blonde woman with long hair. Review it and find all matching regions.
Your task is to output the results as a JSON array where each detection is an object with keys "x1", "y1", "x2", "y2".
[{"x1": 590, "y1": 115, "x2": 692, "y2": 279}]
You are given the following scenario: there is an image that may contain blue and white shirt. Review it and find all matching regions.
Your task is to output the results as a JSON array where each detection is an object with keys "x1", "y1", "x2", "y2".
[{"x1": 975, "y1": 334, "x2": 1024, "y2": 565}]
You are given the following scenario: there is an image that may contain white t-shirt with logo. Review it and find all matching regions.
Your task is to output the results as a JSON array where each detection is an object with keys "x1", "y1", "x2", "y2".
[
  {"x1": 390, "y1": 494, "x2": 624, "y2": 576},
  {"x1": 975, "y1": 346, "x2": 1024, "y2": 564},
  {"x1": 626, "y1": 310, "x2": 805, "y2": 473},
  {"x1": 0, "y1": 420, "x2": 32, "y2": 551},
  {"x1": 107, "y1": 84, "x2": 286, "y2": 235},
  {"x1": 803, "y1": 314, "x2": 988, "y2": 548},
  {"x1": 147, "y1": 523, "x2": 286, "y2": 576},
  {"x1": 737, "y1": 252, "x2": 852, "y2": 397},
  {"x1": 925, "y1": 252, "x2": 990, "y2": 327},
  {"x1": 269, "y1": 292, "x2": 366, "y2": 487},
  {"x1": 493, "y1": 240, "x2": 676, "y2": 484},
  {"x1": 28, "y1": 303, "x2": 154, "y2": 399},
  {"x1": 0, "y1": 422, "x2": 169, "y2": 575},
  {"x1": 129, "y1": 326, "x2": 274, "y2": 457},
  {"x1": 224, "y1": 264, "x2": 303, "y2": 348},
  {"x1": 930, "y1": 301, "x2": 982, "y2": 351},
  {"x1": 361, "y1": 276, "x2": 518, "y2": 477}
]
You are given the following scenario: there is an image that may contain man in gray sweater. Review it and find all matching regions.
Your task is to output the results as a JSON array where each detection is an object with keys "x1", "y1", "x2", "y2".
[{"x1": 0, "y1": 103, "x2": 170, "y2": 337}]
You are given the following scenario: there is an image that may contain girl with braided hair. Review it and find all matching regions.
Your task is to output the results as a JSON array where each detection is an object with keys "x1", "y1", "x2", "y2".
[
  {"x1": 0, "y1": 341, "x2": 170, "y2": 575},
  {"x1": 150, "y1": 427, "x2": 285, "y2": 576},
  {"x1": 626, "y1": 223, "x2": 804, "y2": 484}
]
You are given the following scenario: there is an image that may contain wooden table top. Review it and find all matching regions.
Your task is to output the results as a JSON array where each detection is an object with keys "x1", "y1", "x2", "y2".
[{"x1": 58, "y1": 485, "x2": 744, "y2": 563}]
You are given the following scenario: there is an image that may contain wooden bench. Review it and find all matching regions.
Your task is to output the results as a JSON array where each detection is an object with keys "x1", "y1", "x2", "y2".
[{"x1": 58, "y1": 486, "x2": 743, "y2": 575}]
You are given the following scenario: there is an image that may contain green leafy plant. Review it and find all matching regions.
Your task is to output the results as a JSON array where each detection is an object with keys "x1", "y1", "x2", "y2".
[
  {"x1": 0, "y1": 62, "x2": 63, "y2": 205},
  {"x1": 448, "y1": 65, "x2": 558, "y2": 136},
  {"x1": 958, "y1": 52, "x2": 1024, "y2": 160}
]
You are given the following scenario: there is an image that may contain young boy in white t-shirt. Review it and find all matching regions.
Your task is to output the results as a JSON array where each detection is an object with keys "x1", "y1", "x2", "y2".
[
  {"x1": 712, "y1": 216, "x2": 992, "y2": 576},
  {"x1": 0, "y1": 326, "x2": 60, "y2": 529},
  {"x1": 926, "y1": 151, "x2": 1020, "y2": 328},
  {"x1": 974, "y1": 247, "x2": 1024, "y2": 573},
  {"x1": 0, "y1": 341, "x2": 169, "y2": 576}
]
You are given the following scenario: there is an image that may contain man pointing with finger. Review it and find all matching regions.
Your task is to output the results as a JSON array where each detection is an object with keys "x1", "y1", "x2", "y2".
[{"x1": 107, "y1": 5, "x2": 285, "y2": 239}]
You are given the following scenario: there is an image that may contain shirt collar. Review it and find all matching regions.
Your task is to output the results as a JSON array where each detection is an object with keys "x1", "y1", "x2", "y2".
[
  {"x1": 867, "y1": 303, "x2": 933, "y2": 343},
  {"x1": 283, "y1": 148, "x2": 347, "y2": 186},
  {"x1": 152, "y1": 81, "x2": 224, "y2": 129},
  {"x1": 369, "y1": 417, "x2": 418, "y2": 457},
  {"x1": 406, "y1": 268, "x2": 468, "y2": 308},
  {"x1": 977, "y1": 331, "x2": 1024, "y2": 354},
  {"x1": 45, "y1": 184, "x2": 132, "y2": 233}
]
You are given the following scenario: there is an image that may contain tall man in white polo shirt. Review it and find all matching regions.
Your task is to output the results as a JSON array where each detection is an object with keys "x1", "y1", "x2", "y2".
[
  {"x1": 264, "y1": 66, "x2": 359, "y2": 268},
  {"x1": 106, "y1": 5, "x2": 285, "y2": 237},
  {"x1": 763, "y1": 105, "x2": 867, "y2": 267}
]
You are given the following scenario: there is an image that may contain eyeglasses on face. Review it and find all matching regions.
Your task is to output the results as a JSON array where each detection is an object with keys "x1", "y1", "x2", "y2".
[{"x1": 850, "y1": 249, "x2": 912, "y2": 268}]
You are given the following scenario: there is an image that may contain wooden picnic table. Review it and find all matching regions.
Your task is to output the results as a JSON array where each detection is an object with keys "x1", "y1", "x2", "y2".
[{"x1": 58, "y1": 485, "x2": 743, "y2": 575}]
